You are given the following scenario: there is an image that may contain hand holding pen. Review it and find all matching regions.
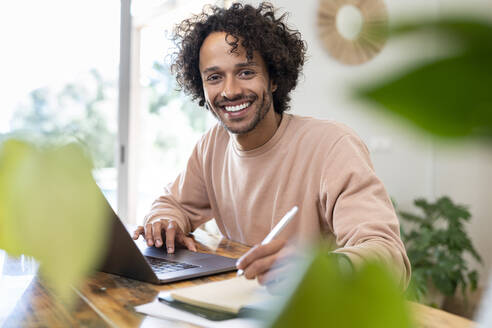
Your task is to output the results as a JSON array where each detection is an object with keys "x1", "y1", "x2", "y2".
[{"x1": 235, "y1": 206, "x2": 298, "y2": 282}]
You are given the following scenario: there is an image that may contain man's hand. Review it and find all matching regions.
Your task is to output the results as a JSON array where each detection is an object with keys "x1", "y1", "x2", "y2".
[
  {"x1": 236, "y1": 239, "x2": 296, "y2": 286},
  {"x1": 133, "y1": 219, "x2": 197, "y2": 254}
]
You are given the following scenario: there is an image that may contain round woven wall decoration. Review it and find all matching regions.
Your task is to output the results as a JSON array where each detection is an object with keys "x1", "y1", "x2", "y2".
[{"x1": 317, "y1": 0, "x2": 389, "y2": 65}]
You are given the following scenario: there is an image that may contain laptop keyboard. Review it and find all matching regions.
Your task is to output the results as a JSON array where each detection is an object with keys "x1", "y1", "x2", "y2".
[{"x1": 146, "y1": 256, "x2": 199, "y2": 274}]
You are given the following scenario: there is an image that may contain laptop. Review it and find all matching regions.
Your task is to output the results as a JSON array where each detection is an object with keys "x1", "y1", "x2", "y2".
[{"x1": 97, "y1": 190, "x2": 238, "y2": 284}]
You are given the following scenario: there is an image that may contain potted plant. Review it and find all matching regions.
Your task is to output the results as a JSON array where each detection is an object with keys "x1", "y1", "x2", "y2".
[{"x1": 398, "y1": 196, "x2": 482, "y2": 308}]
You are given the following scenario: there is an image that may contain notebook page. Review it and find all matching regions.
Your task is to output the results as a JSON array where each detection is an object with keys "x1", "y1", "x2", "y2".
[{"x1": 170, "y1": 277, "x2": 268, "y2": 314}]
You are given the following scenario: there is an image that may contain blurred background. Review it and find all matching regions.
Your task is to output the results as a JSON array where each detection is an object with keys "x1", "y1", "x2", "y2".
[{"x1": 1, "y1": 0, "x2": 491, "y2": 318}]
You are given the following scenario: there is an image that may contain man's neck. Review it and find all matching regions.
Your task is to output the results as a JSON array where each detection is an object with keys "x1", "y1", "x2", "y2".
[{"x1": 233, "y1": 111, "x2": 282, "y2": 151}]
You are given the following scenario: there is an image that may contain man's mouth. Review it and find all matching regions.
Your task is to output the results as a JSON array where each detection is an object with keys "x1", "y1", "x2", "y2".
[{"x1": 223, "y1": 102, "x2": 251, "y2": 112}]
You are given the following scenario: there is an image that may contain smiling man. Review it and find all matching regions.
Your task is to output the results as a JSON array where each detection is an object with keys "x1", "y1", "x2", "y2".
[
  {"x1": 133, "y1": 2, "x2": 411, "y2": 288},
  {"x1": 200, "y1": 32, "x2": 280, "y2": 149}
]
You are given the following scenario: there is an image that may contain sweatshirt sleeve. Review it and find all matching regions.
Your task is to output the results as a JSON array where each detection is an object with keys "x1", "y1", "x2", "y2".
[
  {"x1": 143, "y1": 141, "x2": 213, "y2": 235},
  {"x1": 320, "y1": 133, "x2": 411, "y2": 288}
]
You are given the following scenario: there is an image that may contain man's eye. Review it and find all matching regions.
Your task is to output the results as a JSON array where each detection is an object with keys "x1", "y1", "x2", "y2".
[
  {"x1": 207, "y1": 74, "x2": 221, "y2": 82},
  {"x1": 239, "y1": 70, "x2": 255, "y2": 78}
]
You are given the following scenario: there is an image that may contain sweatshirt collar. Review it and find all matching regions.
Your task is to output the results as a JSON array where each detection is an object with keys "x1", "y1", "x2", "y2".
[{"x1": 232, "y1": 113, "x2": 292, "y2": 157}]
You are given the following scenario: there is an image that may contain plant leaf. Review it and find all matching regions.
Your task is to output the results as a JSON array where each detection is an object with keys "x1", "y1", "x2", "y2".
[
  {"x1": 391, "y1": 18, "x2": 492, "y2": 54},
  {"x1": 354, "y1": 18, "x2": 492, "y2": 140},
  {"x1": 270, "y1": 251, "x2": 412, "y2": 328},
  {"x1": 0, "y1": 139, "x2": 108, "y2": 302}
]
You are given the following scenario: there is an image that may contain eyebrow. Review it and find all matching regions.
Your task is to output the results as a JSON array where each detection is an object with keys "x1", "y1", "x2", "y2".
[{"x1": 202, "y1": 61, "x2": 258, "y2": 75}]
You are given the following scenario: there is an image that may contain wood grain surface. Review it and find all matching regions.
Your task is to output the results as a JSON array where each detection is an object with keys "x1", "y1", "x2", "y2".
[{"x1": 1, "y1": 229, "x2": 476, "y2": 327}]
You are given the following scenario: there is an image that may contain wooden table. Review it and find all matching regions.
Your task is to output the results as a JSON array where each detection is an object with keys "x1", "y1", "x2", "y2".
[{"x1": 1, "y1": 229, "x2": 476, "y2": 327}]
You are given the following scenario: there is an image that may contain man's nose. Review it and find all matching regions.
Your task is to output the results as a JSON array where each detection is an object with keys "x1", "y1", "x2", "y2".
[{"x1": 221, "y1": 77, "x2": 241, "y2": 100}]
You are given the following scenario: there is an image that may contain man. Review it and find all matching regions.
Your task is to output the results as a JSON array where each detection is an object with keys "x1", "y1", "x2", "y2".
[{"x1": 133, "y1": 2, "x2": 411, "y2": 287}]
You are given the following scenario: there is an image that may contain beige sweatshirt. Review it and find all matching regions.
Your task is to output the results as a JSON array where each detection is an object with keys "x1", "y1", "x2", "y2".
[{"x1": 144, "y1": 114, "x2": 411, "y2": 287}]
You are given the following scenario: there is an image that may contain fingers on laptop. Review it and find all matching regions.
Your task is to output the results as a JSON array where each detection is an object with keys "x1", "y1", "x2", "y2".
[
  {"x1": 149, "y1": 219, "x2": 173, "y2": 249},
  {"x1": 140, "y1": 219, "x2": 170, "y2": 248},
  {"x1": 133, "y1": 226, "x2": 144, "y2": 240},
  {"x1": 134, "y1": 219, "x2": 196, "y2": 253},
  {"x1": 178, "y1": 234, "x2": 198, "y2": 252},
  {"x1": 165, "y1": 221, "x2": 197, "y2": 253},
  {"x1": 144, "y1": 222, "x2": 155, "y2": 246},
  {"x1": 165, "y1": 221, "x2": 176, "y2": 253},
  {"x1": 153, "y1": 220, "x2": 166, "y2": 247}
]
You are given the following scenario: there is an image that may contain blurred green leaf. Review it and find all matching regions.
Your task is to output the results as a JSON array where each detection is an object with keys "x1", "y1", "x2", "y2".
[
  {"x1": 391, "y1": 19, "x2": 492, "y2": 53},
  {"x1": 270, "y1": 251, "x2": 412, "y2": 328},
  {"x1": 0, "y1": 138, "x2": 108, "y2": 302},
  {"x1": 355, "y1": 18, "x2": 492, "y2": 140}
]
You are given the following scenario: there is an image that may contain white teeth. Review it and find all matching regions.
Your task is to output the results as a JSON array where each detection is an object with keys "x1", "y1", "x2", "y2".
[{"x1": 224, "y1": 102, "x2": 250, "y2": 112}]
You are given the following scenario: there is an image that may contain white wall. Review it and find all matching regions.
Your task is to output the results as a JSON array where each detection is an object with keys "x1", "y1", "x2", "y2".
[{"x1": 253, "y1": 0, "x2": 492, "y2": 287}]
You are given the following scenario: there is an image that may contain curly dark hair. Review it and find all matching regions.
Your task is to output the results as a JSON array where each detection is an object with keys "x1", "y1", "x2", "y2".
[{"x1": 170, "y1": 2, "x2": 306, "y2": 114}]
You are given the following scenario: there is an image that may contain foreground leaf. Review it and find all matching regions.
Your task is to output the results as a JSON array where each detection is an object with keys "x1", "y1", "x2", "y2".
[
  {"x1": 0, "y1": 139, "x2": 108, "y2": 302},
  {"x1": 270, "y1": 251, "x2": 412, "y2": 328},
  {"x1": 354, "y1": 18, "x2": 492, "y2": 140}
]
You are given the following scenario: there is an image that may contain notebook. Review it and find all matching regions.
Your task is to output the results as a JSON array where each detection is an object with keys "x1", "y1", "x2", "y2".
[
  {"x1": 157, "y1": 275, "x2": 282, "y2": 323},
  {"x1": 167, "y1": 277, "x2": 268, "y2": 314}
]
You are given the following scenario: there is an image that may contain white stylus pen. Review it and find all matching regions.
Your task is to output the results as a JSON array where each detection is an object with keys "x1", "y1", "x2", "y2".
[{"x1": 237, "y1": 206, "x2": 299, "y2": 276}]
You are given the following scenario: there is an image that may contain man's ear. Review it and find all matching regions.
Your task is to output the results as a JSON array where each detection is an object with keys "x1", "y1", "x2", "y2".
[{"x1": 270, "y1": 79, "x2": 278, "y2": 93}]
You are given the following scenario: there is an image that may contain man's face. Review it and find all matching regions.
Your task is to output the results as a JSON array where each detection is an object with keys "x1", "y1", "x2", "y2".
[{"x1": 199, "y1": 32, "x2": 277, "y2": 134}]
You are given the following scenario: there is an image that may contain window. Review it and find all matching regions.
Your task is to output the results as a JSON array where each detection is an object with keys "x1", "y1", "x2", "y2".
[
  {"x1": 0, "y1": 0, "x2": 227, "y2": 224},
  {"x1": 130, "y1": 0, "x2": 222, "y2": 223},
  {"x1": 0, "y1": 0, "x2": 120, "y2": 210}
]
